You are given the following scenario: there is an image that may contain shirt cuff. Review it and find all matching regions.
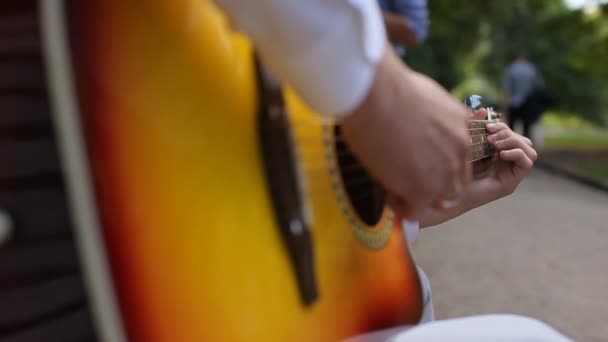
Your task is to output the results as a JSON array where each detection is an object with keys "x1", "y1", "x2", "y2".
[
  {"x1": 402, "y1": 219, "x2": 420, "y2": 244},
  {"x1": 281, "y1": 3, "x2": 385, "y2": 116},
  {"x1": 216, "y1": 0, "x2": 387, "y2": 117}
]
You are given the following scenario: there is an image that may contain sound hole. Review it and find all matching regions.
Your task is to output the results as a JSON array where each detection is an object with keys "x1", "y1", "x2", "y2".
[{"x1": 334, "y1": 126, "x2": 386, "y2": 226}]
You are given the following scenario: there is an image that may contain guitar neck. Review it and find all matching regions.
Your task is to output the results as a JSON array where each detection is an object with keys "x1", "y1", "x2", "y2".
[{"x1": 468, "y1": 120, "x2": 495, "y2": 162}]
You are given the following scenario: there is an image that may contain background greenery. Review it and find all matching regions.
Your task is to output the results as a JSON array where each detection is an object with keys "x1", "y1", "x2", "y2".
[{"x1": 406, "y1": 0, "x2": 608, "y2": 127}]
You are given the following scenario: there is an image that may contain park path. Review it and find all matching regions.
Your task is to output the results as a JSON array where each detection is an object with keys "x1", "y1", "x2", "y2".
[{"x1": 412, "y1": 168, "x2": 608, "y2": 341}]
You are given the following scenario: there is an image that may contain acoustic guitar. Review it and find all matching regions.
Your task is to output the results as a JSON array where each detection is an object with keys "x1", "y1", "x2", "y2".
[{"x1": 0, "y1": 1, "x2": 497, "y2": 341}]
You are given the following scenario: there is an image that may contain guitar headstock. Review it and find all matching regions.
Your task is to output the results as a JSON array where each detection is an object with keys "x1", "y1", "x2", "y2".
[{"x1": 465, "y1": 94, "x2": 502, "y2": 121}]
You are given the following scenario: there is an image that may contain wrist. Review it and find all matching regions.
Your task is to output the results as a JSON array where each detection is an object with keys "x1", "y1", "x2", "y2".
[
  {"x1": 341, "y1": 45, "x2": 414, "y2": 122},
  {"x1": 465, "y1": 179, "x2": 508, "y2": 210}
]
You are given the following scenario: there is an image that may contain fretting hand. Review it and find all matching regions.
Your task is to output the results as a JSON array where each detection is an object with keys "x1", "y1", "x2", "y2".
[
  {"x1": 481, "y1": 122, "x2": 537, "y2": 198},
  {"x1": 418, "y1": 111, "x2": 538, "y2": 228},
  {"x1": 341, "y1": 46, "x2": 472, "y2": 221}
]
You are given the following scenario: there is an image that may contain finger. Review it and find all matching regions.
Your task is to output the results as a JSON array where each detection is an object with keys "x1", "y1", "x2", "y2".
[
  {"x1": 484, "y1": 121, "x2": 532, "y2": 146},
  {"x1": 495, "y1": 136, "x2": 537, "y2": 162},
  {"x1": 493, "y1": 136, "x2": 538, "y2": 161},
  {"x1": 487, "y1": 128, "x2": 533, "y2": 153},
  {"x1": 500, "y1": 149, "x2": 534, "y2": 169},
  {"x1": 485, "y1": 122, "x2": 510, "y2": 134},
  {"x1": 487, "y1": 129, "x2": 511, "y2": 143},
  {"x1": 487, "y1": 127, "x2": 534, "y2": 149}
]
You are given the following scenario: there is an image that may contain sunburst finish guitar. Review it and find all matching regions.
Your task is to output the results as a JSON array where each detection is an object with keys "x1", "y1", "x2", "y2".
[
  {"x1": 62, "y1": 1, "x2": 423, "y2": 341},
  {"x1": 0, "y1": 1, "x2": 497, "y2": 341}
]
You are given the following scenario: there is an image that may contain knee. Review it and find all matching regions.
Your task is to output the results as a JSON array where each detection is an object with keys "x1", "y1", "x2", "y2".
[
  {"x1": 391, "y1": 314, "x2": 571, "y2": 342},
  {"x1": 481, "y1": 314, "x2": 571, "y2": 341}
]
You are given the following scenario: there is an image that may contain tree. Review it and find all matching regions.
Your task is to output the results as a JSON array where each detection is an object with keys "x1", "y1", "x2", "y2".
[{"x1": 406, "y1": 0, "x2": 608, "y2": 125}]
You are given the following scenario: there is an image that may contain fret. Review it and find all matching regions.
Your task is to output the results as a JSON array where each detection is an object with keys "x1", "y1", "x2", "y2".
[
  {"x1": 467, "y1": 119, "x2": 498, "y2": 162},
  {"x1": 470, "y1": 139, "x2": 493, "y2": 161}
]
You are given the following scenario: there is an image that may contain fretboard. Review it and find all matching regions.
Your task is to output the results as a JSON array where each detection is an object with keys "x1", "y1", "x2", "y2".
[{"x1": 468, "y1": 120, "x2": 495, "y2": 162}]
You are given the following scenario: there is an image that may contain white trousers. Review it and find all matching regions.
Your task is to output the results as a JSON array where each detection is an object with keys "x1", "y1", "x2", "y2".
[
  {"x1": 346, "y1": 314, "x2": 571, "y2": 342},
  {"x1": 346, "y1": 267, "x2": 571, "y2": 342},
  {"x1": 417, "y1": 266, "x2": 435, "y2": 323}
]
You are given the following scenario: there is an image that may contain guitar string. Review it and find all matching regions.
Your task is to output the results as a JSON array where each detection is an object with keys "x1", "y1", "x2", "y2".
[
  {"x1": 301, "y1": 155, "x2": 494, "y2": 182},
  {"x1": 308, "y1": 146, "x2": 494, "y2": 173},
  {"x1": 288, "y1": 119, "x2": 495, "y2": 193},
  {"x1": 300, "y1": 154, "x2": 494, "y2": 171},
  {"x1": 302, "y1": 158, "x2": 493, "y2": 204},
  {"x1": 291, "y1": 123, "x2": 492, "y2": 142},
  {"x1": 297, "y1": 141, "x2": 493, "y2": 162},
  {"x1": 287, "y1": 118, "x2": 497, "y2": 208},
  {"x1": 298, "y1": 135, "x2": 490, "y2": 145},
  {"x1": 290, "y1": 127, "x2": 493, "y2": 136},
  {"x1": 291, "y1": 123, "x2": 494, "y2": 132},
  {"x1": 302, "y1": 155, "x2": 493, "y2": 178},
  {"x1": 286, "y1": 116, "x2": 498, "y2": 127},
  {"x1": 291, "y1": 132, "x2": 494, "y2": 152},
  {"x1": 303, "y1": 155, "x2": 494, "y2": 192},
  {"x1": 301, "y1": 159, "x2": 494, "y2": 181}
]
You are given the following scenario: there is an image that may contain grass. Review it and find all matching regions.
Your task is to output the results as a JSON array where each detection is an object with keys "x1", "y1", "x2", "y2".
[
  {"x1": 540, "y1": 112, "x2": 599, "y2": 129},
  {"x1": 537, "y1": 113, "x2": 608, "y2": 182},
  {"x1": 582, "y1": 162, "x2": 608, "y2": 179},
  {"x1": 538, "y1": 112, "x2": 608, "y2": 149},
  {"x1": 544, "y1": 133, "x2": 608, "y2": 150},
  {"x1": 539, "y1": 114, "x2": 608, "y2": 181}
]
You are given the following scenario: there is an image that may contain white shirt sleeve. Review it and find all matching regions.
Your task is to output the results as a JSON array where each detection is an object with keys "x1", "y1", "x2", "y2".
[
  {"x1": 214, "y1": 0, "x2": 387, "y2": 117},
  {"x1": 402, "y1": 219, "x2": 420, "y2": 244}
]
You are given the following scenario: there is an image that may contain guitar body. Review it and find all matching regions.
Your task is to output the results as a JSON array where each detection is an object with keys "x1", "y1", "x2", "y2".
[{"x1": 41, "y1": 0, "x2": 423, "y2": 340}]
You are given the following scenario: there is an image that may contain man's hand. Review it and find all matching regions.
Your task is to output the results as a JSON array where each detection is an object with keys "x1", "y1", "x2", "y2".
[
  {"x1": 481, "y1": 122, "x2": 538, "y2": 197},
  {"x1": 418, "y1": 118, "x2": 538, "y2": 228},
  {"x1": 340, "y1": 46, "x2": 472, "y2": 220}
]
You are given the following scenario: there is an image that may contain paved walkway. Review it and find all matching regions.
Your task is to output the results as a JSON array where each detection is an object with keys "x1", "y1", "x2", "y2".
[{"x1": 412, "y1": 168, "x2": 608, "y2": 341}]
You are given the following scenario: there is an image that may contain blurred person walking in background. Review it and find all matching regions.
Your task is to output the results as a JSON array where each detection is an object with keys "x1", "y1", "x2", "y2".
[{"x1": 502, "y1": 52, "x2": 550, "y2": 140}]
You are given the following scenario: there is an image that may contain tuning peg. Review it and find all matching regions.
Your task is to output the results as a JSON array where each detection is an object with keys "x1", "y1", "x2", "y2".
[
  {"x1": 487, "y1": 107, "x2": 497, "y2": 120},
  {"x1": 464, "y1": 95, "x2": 483, "y2": 112}
]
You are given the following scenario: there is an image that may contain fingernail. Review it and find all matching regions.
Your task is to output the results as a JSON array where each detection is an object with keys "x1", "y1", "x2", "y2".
[
  {"x1": 486, "y1": 124, "x2": 497, "y2": 131},
  {"x1": 487, "y1": 134, "x2": 497, "y2": 142}
]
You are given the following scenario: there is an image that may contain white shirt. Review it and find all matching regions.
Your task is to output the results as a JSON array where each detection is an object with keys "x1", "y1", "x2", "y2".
[
  {"x1": 215, "y1": 0, "x2": 421, "y2": 243},
  {"x1": 214, "y1": 0, "x2": 386, "y2": 117},
  {"x1": 402, "y1": 219, "x2": 420, "y2": 244}
]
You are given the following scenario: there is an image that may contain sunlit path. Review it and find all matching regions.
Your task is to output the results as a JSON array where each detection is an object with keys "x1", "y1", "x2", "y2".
[{"x1": 413, "y1": 168, "x2": 608, "y2": 342}]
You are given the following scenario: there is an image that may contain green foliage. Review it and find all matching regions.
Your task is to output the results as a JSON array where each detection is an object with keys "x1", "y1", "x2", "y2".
[
  {"x1": 540, "y1": 112, "x2": 596, "y2": 129},
  {"x1": 582, "y1": 162, "x2": 608, "y2": 179},
  {"x1": 544, "y1": 133, "x2": 608, "y2": 149},
  {"x1": 406, "y1": 0, "x2": 608, "y2": 126}
]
